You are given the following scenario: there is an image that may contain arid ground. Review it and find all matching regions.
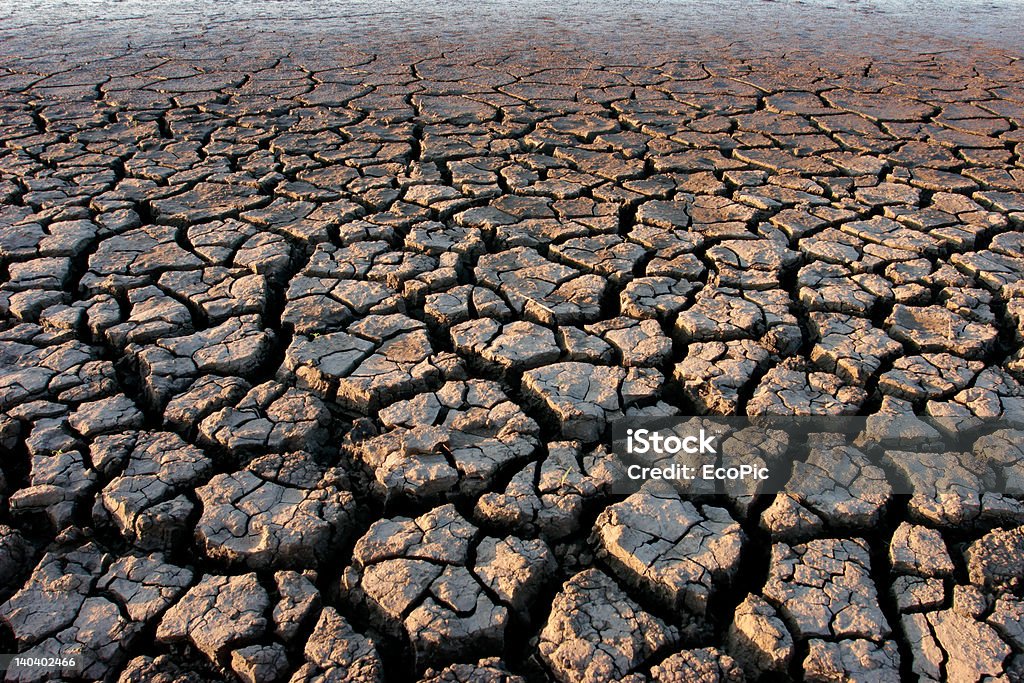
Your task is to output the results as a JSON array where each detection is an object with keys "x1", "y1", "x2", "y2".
[{"x1": 2, "y1": 1, "x2": 1024, "y2": 681}]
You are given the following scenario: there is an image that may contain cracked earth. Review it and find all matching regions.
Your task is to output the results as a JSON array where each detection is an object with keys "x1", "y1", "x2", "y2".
[{"x1": 2, "y1": 2, "x2": 1024, "y2": 681}]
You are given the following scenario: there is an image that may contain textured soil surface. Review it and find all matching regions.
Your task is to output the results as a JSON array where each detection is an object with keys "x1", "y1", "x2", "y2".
[{"x1": 2, "y1": 2, "x2": 1024, "y2": 681}]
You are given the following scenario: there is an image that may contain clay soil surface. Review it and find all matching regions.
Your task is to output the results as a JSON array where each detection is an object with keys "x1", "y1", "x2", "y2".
[{"x1": 2, "y1": 2, "x2": 1024, "y2": 681}]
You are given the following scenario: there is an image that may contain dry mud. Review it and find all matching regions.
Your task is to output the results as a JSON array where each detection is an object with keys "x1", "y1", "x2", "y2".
[{"x1": 1, "y1": 3, "x2": 1024, "y2": 681}]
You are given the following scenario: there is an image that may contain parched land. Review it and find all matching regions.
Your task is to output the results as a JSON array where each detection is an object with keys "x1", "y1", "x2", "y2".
[{"x1": 1, "y1": 6, "x2": 1024, "y2": 682}]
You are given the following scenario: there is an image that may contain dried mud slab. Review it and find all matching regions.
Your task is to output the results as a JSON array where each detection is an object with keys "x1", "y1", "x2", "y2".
[
  {"x1": 2, "y1": 541, "x2": 192, "y2": 680},
  {"x1": 344, "y1": 505, "x2": 552, "y2": 665},
  {"x1": 474, "y1": 440, "x2": 618, "y2": 540},
  {"x1": 522, "y1": 362, "x2": 664, "y2": 440},
  {"x1": 761, "y1": 441, "x2": 892, "y2": 540},
  {"x1": 347, "y1": 379, "x2": 540, "y2": 499},
  {"x1": 538, "y1": 568, "x2": 680, "y2": 682},
  {"x1": 759, "y1": 538, "x2": 903, "y2": 681},
  {"x1": 593, "y1": 488, "x2": 744, "y2": 616},
  {"x1": 195, "y1": 451, "x2": 356, "y2": 569}
]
